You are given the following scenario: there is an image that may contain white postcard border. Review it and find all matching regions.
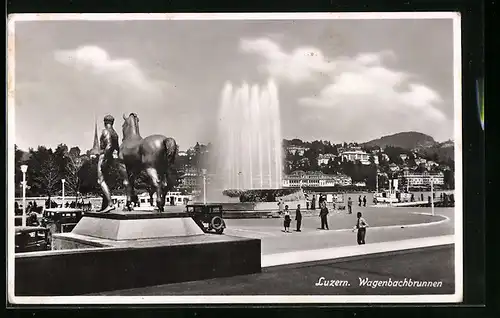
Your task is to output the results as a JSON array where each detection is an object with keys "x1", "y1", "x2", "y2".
[{"x1": 7, "y1": 12, "x2": 463, "y2": 305}]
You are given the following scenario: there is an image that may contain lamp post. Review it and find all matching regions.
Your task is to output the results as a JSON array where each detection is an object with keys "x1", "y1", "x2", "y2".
[
  {"x1": 20, "y1": 165, "x2": 28, "y2": 227},
  {"x1": 201, "y1": 169, "x2": 207, "y2": 205},
  {"x1": 430, "y1": 176, "x2": 435, "y2": 216},
  {"x1": 61, "y1": 179, "x2": 66, "y2": 208}
]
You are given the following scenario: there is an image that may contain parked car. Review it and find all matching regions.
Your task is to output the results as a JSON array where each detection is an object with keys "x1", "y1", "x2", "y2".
[
  {"x1": 186, "y1": 204, "x2": 226, "y2": 234},
  {"x1": 15, "y1": 226, "x2": 51, "y2": 253}
]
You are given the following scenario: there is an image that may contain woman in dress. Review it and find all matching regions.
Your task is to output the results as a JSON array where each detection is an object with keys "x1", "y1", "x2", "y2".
[{"x1": 283, "y1": 205, "x2": 291, "y2": 232}]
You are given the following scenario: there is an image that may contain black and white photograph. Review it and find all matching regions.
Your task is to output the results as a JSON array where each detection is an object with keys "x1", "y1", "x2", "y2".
[{"x1": 7, "y1": 12, "x2": 462, "y2": 304}]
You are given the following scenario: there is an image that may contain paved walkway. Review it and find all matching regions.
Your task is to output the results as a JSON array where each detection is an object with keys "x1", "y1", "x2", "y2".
[
  {"x1": 224, "y1": 207, "x2": 455, "y2": 255},
  {"x1": 262, "y1": 235, "x2": 454, "y2": 267}
]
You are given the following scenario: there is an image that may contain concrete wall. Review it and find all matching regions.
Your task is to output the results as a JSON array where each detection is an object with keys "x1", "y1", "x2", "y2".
[
  {"x1": 52, "y1": 236, "x2": 107, "y2": 250},
  {"x1": 15, "y1": 237, "x2": 261, "y2": 296}
]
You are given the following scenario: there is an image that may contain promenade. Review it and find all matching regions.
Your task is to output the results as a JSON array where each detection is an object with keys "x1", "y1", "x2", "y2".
[{"x1": 95, "y1": 206, "x2": 456, "y2": 296}]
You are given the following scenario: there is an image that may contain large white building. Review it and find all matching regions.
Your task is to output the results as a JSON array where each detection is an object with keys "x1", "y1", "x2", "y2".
[
  {"x1": 398, "y1": 170, "x2": 445, "y2": 189},
  {"x1": 340, "y1": 149, "x2": 370, "y2": 165},
  {"x1": 286, "y1": 146, "x2": 310, "y2": 156},
  {"x1": 179, "y1": 167, "x2": 201, "y2": 189},
  {"x1": 282, "y1": 170, "x2": 352, "y2": 188},
  {"x1": 317, "y1": 153, "x2": 337, "y2": 165}
]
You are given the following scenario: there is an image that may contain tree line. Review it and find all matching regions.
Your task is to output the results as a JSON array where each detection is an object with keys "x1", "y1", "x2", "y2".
[{"x1": 14, "y1": 144, "x2": 184, "y2": 198}]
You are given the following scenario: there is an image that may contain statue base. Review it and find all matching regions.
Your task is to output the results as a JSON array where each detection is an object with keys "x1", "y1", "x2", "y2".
[{"x1": 54, "y1": 211, "x2": 203, "y2": 243}]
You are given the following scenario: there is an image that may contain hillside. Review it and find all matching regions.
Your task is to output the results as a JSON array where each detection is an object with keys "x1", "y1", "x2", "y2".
[
  {"x1": 362, "y1": 132, "x2": 437, "y2": 150},
  {"x1": 416, "y1": 142, "x2": 455, "y2": 163}
]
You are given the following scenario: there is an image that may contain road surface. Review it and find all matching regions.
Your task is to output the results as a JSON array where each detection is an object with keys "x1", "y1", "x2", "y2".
[{"x1": 97, "y1": 245, "x2": 454, "y2": 296}]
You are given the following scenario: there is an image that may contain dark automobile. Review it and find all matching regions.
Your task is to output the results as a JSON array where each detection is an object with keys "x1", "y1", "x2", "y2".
[
  {"x1": 15, "y1": 226, "x2": 51, "y2": 253},
  {"x1": 43, "y1": 208, "x2": 84, "y2": 234},
  {"x1": 186, "y1": 204, "x2": 226, "y2": 234}
]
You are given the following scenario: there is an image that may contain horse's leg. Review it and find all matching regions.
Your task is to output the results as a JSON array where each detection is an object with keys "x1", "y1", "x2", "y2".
[
  {"x1": 149, "y1": 188, "x2": 155, "y2": 207},
  {"x1": 145, "y1": 167, "x2": 164, "y2": 212},
  {"x1": 128, "y1": 172, "x2": 138, "y2": 206},
  {"x1": 161, "y1": 180, "x2": 168, "y2": 208},
  {"x1": 117, "y1": 162, "x2": 133, "y2": 211}
]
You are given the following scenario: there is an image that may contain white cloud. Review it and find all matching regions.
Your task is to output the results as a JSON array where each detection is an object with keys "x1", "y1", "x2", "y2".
[
  {"x1": 240, "y1": 37, "x2": 452, "y2": 141},
  {"x1": 54, "y1": 45, "x2": 165, "y2": 99},
  {"x1": 240, "y1": 38, "x2": 335, "y2": 84}
]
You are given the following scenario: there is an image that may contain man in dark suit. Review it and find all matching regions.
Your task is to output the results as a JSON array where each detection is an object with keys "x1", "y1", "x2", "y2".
[
  {"x1": 295, "y1": 204, "x2": 302, "y2": 232},
  {"x1": 319, "y1": 200, "x2": 329, "y2": 230}
]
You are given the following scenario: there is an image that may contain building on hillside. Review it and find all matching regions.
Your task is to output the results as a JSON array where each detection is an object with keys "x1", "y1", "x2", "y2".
[
  {"x1": 339, "y1": 149, "x2": 370, "y2": 165},
  {"x1": 178, "y1": 167, "x2": 201, "y2": 190},
  {"x1": 178, "y1": 150, "x2": 188, "y2": 157},
  {"x1": 286, "y1": 146, "x2": 309, "y2": 156},
  {"x1": 317, "y1": 153, "x2": 337, "y2": 165},
  {"x1": 399, "y1": 154, "x2": 408, "y2": 161},
  {"x1": 426, "y1": 161, "x2": 439, "y2": 169},
  {"x1": 282, "y1": 170, "x2": 352, "y2": 188},
  {"x1": 415, "y1": 158, "x2": 427, "y2": 165},
  {"x1": 372, "y1": 155, "x2": 379, "y2": 165},
  {"x1": 389, "y1": 163, "x2": 400, "y2": 172},
  {"x1": 398, "y1": 169, "x2": 445, "y2": 190},
  {"x1": 354, "y1": 181, "x2": 367, "y2": 187}
]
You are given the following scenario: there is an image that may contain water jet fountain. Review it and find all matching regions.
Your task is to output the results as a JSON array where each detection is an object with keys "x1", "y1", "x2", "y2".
[{"x1": 214, "y1": 79, "x2": 283, "y2": 191}]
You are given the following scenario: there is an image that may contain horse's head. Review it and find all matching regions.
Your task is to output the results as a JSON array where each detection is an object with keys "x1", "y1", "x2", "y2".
[{"x1": 122, "y1": 112, "x2": 141, "y2": 140}]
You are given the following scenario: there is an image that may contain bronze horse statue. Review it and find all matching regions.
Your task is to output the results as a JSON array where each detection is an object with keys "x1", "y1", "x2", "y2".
[{"x1": 118, "y1": 113, "x2": 178, "y2": 212}]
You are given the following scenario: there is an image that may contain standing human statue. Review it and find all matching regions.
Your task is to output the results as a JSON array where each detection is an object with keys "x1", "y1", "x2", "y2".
[{"x1": 97, "y1": 115, "x2": 120, "y2": 213}]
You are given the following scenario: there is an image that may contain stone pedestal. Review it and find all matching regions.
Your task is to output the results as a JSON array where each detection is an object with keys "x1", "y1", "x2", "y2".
[{"x1": 52, "y1": 211, "x2": 206, "y2": 249}]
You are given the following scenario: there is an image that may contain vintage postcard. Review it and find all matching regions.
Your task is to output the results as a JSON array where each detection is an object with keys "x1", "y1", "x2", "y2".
[{"x1": 7, "y1": 12, "x2": 462, "y2": 304}]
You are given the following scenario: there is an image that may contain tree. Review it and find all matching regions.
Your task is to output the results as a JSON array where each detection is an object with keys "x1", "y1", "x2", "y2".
[
  {"x1": 27, "y1": 146, "x2": 61, "y2": 196},
  {"x1": 415, "y1": 163, "x2": 427, "y2": 173},
  {"x1": 69, "y1": 146, "x2": 81, "y2": 158},
  {"x1": 78, "y1": 157, "x2": 98, "y2": 195},
  {"x1": 443, "y1": 170, "x2": 455, "y2": 189},
  {"x1": 369, "y1": 155, "x2": 375, "y2": 165},
  {"x1": 378, "y1": 154, "x2": 389, "y2": 173},
  {"x1": 407, "y1": 154, "x2": 417, "y2": 167},
  {"x1": 64, "y1": 151, "x2": 85, "y2": 195},
  {"x1": 14, "y1": 145, "x2": 27, "y2": 197}
]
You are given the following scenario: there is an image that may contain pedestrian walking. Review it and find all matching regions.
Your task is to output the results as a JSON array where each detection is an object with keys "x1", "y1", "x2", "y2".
[
  {"x1": 347, "y1": 197, "x2": 353, "y2": 214},
  {"x1": 283, "y1": 205, "x2": 291, "y2": 232},
  {"x1": 363, "y1": 195, "x2": 367, "y2": 207},
  {"x1": 311, "y1": 194, "x2": 316, "y2": 210},
  {"x1": 358, "y1": 195, "x2": 362, "y2": 207},
  {"x1": 353, "y1": 212, "x2": 369, "y2": 245},
  {"x1": 319, "y1": 200, "x2": 329, "y2": 230},
  {"x1": 295, "y1": 204, "x2": 302, "y2": 232}
]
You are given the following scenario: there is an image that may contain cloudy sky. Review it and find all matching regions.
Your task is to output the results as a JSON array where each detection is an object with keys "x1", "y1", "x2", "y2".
[{"x1": 13, "y1": 17, "x2": 456, "y2": 152}]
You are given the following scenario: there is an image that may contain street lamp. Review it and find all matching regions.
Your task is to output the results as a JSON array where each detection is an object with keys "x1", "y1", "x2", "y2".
[
  {"x1": 430, "y1": 176, "x2": 435, "y2": 216},
  {"x1": 20, "y1": 165, "x2": 28, "y2": 227},
  {"x1": 61, "y1": 179, "x2": 66, "y2": 208},
  {"x1": 201, "y1": 169, "x2": 207, "y2": 205}
]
